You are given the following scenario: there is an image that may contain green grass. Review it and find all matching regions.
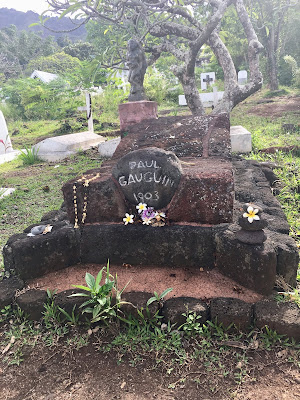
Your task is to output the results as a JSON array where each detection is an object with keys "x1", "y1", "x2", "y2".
[{"x1": 0, "y1": 150, "x2": 102, "y2": 267}]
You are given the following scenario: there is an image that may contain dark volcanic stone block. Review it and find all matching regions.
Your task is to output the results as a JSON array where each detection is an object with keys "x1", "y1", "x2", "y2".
[
  {"x1": 54, "y1": 289, "x2": 86, "y2": 318},
  {"x1": 254, "y1": 299, "x2": 300, "y2": 341},
  {"x1": 235, "y1": 229, "x2": 266, "y2": 244},
  {"x1": 269, "y1": 232, "x2": 299, "y2": 287},
  {"x1": 62, "y1": 166, "x2": 127, "y2": 224},
  {"x1": 0, "y1": 277, "x2": 24, "y2": 308},
  {"x1": 162, "y1": 297, "x2": 209, "y2": 327},
  {"x1": 16, "y1": 289, "x2": 47, "y2": 321},
  {"x1": 168, "y1": 158, "x2": 234, "y2": 224},
  {"x1": 121, "y1": 291, "x2": 158, "y2": 319},
  {"x1": 215, "y1": 226, "x2": 277, "y2": 295},
  {"x1": 113, "y1": 113, "x2": 231, "y2": 159},
  {"x1": 81, "y1": 223, "x2": 215, "y2": 268},
  {"x1": 210, "y1": 297, "x2": 253, "y2": 331},
  {"x1": 3, "y1": 224, "x2": 80, "y2": 280}
]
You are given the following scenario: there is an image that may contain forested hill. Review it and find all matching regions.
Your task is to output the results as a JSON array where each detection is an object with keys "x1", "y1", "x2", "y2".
[{"x1": 0, "y1": 8, "x2": 86, "y2": 40}]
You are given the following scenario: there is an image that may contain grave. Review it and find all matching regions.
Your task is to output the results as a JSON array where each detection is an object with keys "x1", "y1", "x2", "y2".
[
  {"x1": 230, "y1": 125, "x2": 252, "y2": 153},
  {"x1": 238, "y1": 70, "x2": 248, "y2": 85},
  {"x1": 0, "y1": 110, "x2": 13, "y2": 156},
  {"x1": 201, "y1": 72, "x2": 216, "y2": 90},
  {"x1": 3, "y1": 112, "x2": 298, "y2": 298},
  {"x1": 179, "y1": 91, "x2": 224, "y2": 108},
  {"x1": 33, "y1": 131, "x2": 105, "y2": 162}
]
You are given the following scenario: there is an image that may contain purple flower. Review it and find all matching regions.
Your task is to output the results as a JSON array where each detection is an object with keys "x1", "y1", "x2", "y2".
[{"x1": 141, "y1": 207, "x2": 156, "y2": 221}]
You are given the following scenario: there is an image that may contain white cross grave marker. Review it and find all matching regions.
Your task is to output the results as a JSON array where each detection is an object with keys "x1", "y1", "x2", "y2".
[
  {"x1": 201, "y1": 72, "x2": 216, "y2": 90},
  {"x1": 77, "y1": 92, "x2": 94, "y2": 133}
]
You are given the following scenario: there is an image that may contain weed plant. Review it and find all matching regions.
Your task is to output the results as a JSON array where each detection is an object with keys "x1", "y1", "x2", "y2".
[{"x1": 18, "y1": 146, "x2": 41, "y2": 166}]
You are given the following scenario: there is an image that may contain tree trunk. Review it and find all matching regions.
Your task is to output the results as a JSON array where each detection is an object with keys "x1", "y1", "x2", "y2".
[
  {"x1": 178, "y1": 72, "x2": 205, "y2": 116},
  {"x1": 266, "y1": 28, "x2": 279, "y2": 90}
]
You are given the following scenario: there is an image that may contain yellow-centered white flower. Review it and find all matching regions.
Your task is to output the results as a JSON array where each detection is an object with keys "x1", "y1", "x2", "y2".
[
  {"x1": 243, "y1": 206, "x2": 260, "y2": 223},
  {"x1": 136, "y1": 203, "x2": 147, "y2": 213},
  {"x1": 123, "y1": 213, "x2": 134, "y2": 225}
]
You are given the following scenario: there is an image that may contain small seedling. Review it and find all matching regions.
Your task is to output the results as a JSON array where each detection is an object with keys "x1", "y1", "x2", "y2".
[{"x1": 146, "y1": 288, "x2": 173, "y2": 307}]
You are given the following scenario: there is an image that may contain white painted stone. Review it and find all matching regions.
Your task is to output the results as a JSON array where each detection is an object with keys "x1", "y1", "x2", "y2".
[
  {"x1": 179, "y1": 91, "x2": 224, "y2": 107},
  {"x1": 0, "y1": 110, "x2": 13, "y2": 155},
  {"x1": 0, "y1": 188, "x2": 16, "y2": 199},
  {"x1": 98, "y1": 137, "x2": 121, "y2": 158},
  {"x1": 238, "y1": 70, "x2": 248, "y2": 85},
  {"x1": 0, "y1": 150, "x2": 22, "y2": 165},
  {"x1": 33, "y1": 131, "x2": 105, "y2": 162},
  {"x1": 230, "y1": 125, "x2": 252, "y2": 153},
  {"x1": 200, "y1": 72, "x2": 216, "y2": 90}
]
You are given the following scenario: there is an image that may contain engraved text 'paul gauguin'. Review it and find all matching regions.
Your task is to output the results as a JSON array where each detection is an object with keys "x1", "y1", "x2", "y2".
[{"x1": 112, "y1": 148, "x2": 182, "y2": 208}]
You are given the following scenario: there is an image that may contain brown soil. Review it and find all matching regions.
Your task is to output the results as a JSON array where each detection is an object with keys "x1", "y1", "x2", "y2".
[
  {"x1": 248, "y1": 96, "x2": 300, "y2": 117},
  {"x1": 0, "y1": 335, "x2": 299, "y2": 400},
  {"x1": 28, "y1": 264, "x2": 263, "y2": 303}
]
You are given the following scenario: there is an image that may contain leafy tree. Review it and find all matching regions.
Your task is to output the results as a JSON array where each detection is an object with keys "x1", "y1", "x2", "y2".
[
  {"x1": 0, "y1": 25, "x2": 59, "y2": 79},
  {"x1": 63, "y1": 41, "x2": 95, "y2": 60},
  {"x1": 246, "y1": 0, "x2": 300, "y2": 90},
  {"x1": 27, "y1": 51, "x2": 82, "y2": 75},
  {"x1": 1, "y1": 77, "x2": 81, "y2": 120},
  {"x1": 44, "y1": 0, "x2": 263, "y2": 115}
]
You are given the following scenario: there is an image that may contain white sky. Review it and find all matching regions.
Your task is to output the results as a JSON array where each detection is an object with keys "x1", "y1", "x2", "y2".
[{"x1": 0, "y1": 0, "x2": 50, "y2": 13}]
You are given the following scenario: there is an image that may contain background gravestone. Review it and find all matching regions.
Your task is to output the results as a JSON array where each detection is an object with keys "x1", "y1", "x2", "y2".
[
  {"x1": 112, "y1": 147, "x2": 182, "y2": 209},
  {"x1": 200, "y1": 72, "x2": 216, "y2": 90},
  {"x1": 0, "y1": 110, "x2": 13, "y2": 155},
  {"x1": 238, "y1": 70, "x2": 248, "y2": 85}
]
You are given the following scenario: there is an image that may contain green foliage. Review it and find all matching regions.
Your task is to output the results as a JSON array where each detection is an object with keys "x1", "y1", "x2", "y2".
[
  {"x1": 27, "y1": 51, "x2": 82, "y2": 75},
  {"x1": 284, "y1": 55, "x2": 300, "y2": 88},
  {"x1": 146, "y1": 288, "x2": 173, "y2": 307},
  {"x1": 18, "y1": 146, "x2": 41, "y2": 166},
  {"x1": 94, "y1": 84, "x2": 128, "y2": 125},
  {"x1": 70, "y1": 262, "x2": 126, "y2": 324},
  {"x1": 0, "y1": 25, "x2": 59, "y2": 81},
  {"x1": 58, "y1": 305, "x2": 80, "y2": 325},
  {"x1": 1, "y1": 77, "x2": 82, "y2": 120},
  {"x1": 144, "y1": 70, "x2": 168, "y2": 105},
  {"x1": 179, "y1": 311, "x2": 204, "y2": 337},
  {"x1": 63, "y1": 41, "x2": 95, "y2": 61},
  {"x1": 275, "y1": 290, "x2": 300, "y2": 308}
]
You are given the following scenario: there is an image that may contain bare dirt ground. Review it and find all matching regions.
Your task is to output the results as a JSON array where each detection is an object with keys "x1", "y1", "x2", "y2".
[
  {"x1": 1, "y1": 333, "x2": 300, "y2": 400},
  {"x1": 248, "y1": 95, "x2": 300, "y2": 117},
  {"x1": 28, "y1": 264, "x2": 263, "y2": 303}
]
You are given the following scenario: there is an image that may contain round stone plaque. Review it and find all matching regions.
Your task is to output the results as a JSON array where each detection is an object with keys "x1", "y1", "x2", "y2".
[{"x1": 112, "y1": 147, "x2": 182, "y2": 208}]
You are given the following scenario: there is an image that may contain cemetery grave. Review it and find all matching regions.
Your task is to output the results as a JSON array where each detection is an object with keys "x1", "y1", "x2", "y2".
[{"x1": 1, "y1": 108, "x2": 299, "y2": 338}]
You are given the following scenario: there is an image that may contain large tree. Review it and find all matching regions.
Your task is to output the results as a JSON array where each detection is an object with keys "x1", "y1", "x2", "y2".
[
  {"x1": 45, "y1": 0, "x2": 263, "y2": 115},
  {"x1": 246, "y1": 0, "x2": 299, "y2": 90}
]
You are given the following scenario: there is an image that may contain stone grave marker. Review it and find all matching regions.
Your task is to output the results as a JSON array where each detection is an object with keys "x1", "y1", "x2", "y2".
[
  {"x1": 238, "y1": 70, "x2": 248, "y2": 85},
  {"x1": 201, "y1": 72, "x2": 216, "y2": 90},
  {"x1": 112, "y1": 147, "x2": 182, "y2": 208},
  {"x1": 0, "y1": 110, "x2": 13, "y2": 155}
]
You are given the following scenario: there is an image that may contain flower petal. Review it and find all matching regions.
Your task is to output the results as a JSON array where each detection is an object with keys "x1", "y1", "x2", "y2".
[
  {"x1": 248, "y1": 217, "x2": 253, "y2": 223},
  {"x1": 247, "y1": 206, "x2": 253, "y2": 213},
  {"x1": 243, "y1": 212, "x2": 249, "y2": 218},
  {"x1": 253, "y1": 215, "x2": 260, "y2": 220},
  {"x1": 254, "y1": 208, "x2": 259, "y2": 214}
]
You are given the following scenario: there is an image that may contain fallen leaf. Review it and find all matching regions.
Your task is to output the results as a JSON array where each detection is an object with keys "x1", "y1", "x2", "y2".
[{"x1": 2, "y1": 336, "x2": 15, "y2": 354}]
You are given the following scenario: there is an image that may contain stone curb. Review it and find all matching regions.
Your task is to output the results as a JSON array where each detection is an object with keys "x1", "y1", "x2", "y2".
[{"x1": 1, "y1": 284, "x2": 299, "y2": 341}]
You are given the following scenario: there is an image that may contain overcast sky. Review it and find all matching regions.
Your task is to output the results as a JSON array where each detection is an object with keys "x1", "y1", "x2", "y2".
[{"x1": 0, "y1": 0, "x2": 49, "y2": 13}]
